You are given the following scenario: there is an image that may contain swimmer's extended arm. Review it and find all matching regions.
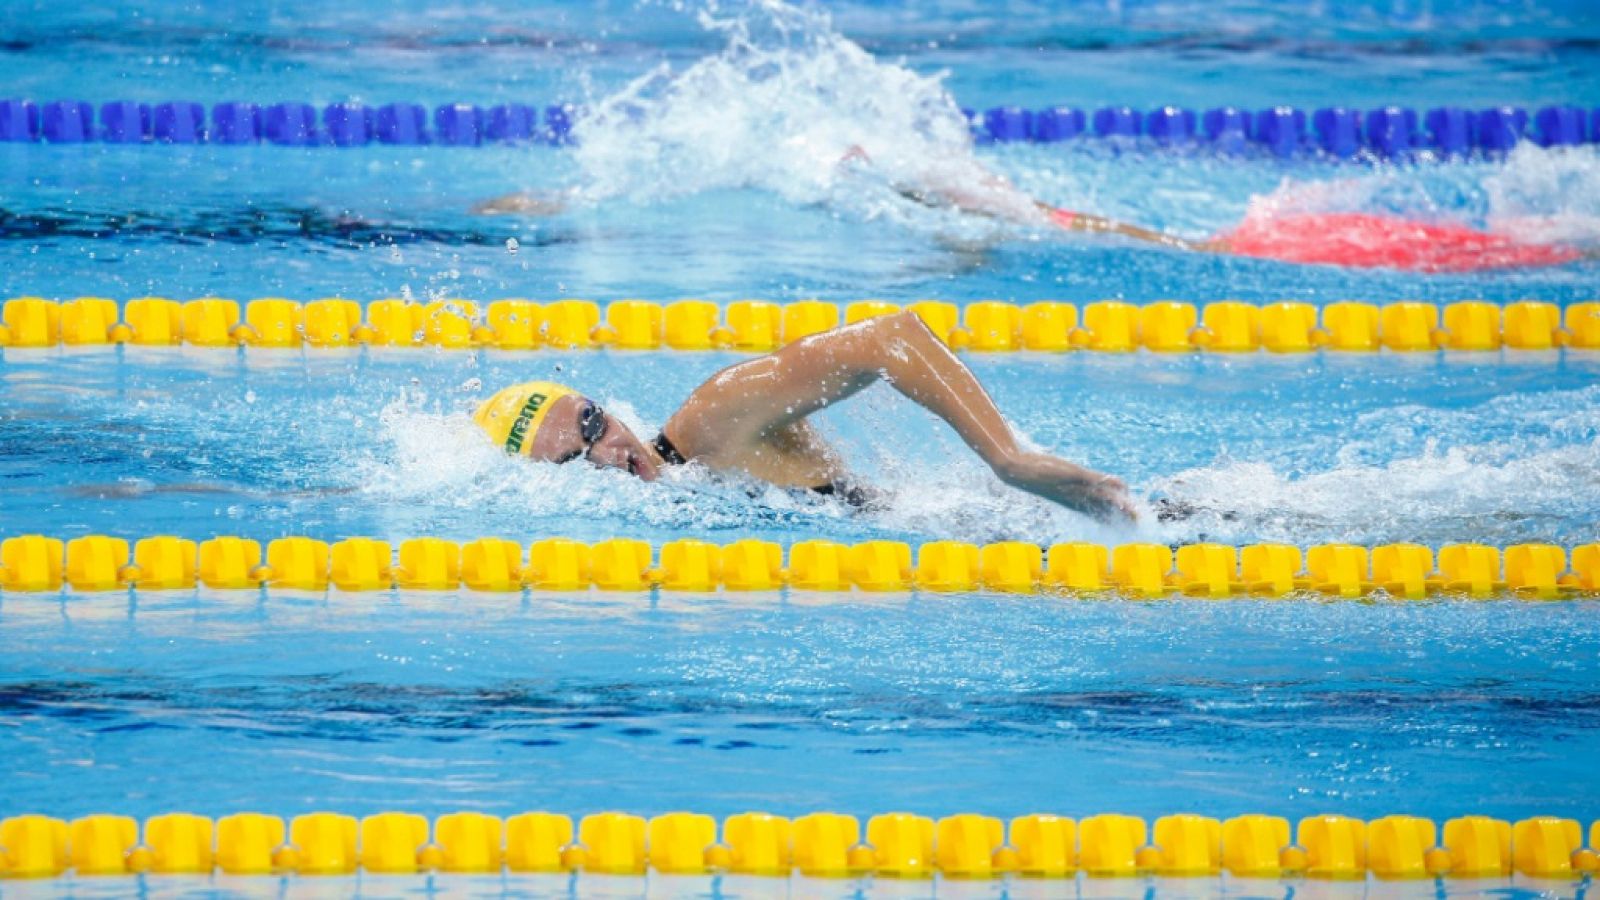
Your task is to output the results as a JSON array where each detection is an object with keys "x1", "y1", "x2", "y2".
[
  {"x1": 843, "y1": 145, "x2": 1219, "y2": 254},
  {"x1": 668, "y1": 311, "x2": 1136, "y2": 521},
  {"x1": 1041, "y1": 203, "x2": 1228, "y2": 253},
  {"x1": 470, "y1": 191, "x2": 570, "y2": 216}
]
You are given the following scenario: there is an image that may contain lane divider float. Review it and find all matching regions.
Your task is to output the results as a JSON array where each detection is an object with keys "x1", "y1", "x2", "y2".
[
  {"x1": 0, "y1": 100, "x2": 574, "y2": 146},
  {"x1": 1, "y1": 98, "x2": 1594, "y2": 157},
  {"x1": 0, "y1": 535, "x2": 1595, "y2": 598},
  {"x1": 0, "y1": 810, "x2": 1595, "y2": 880},
  {"x1": 3, "y1": 297, "x2": 1597, "y2": 354},
  {"x1": 971, "y1": 103, "x2": 1598, "y2": 156}
]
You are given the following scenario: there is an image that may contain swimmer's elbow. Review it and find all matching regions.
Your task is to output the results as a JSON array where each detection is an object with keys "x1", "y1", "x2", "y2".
[
  {"x1": 855, "y1": 310, "x2": 939, "y2": 360},
  {"x1": 881, "y1": 309, "x2": 931, "y2": 334},
  {"x1": 777, "y1": 310, "x2": 938, "y2": 386}
]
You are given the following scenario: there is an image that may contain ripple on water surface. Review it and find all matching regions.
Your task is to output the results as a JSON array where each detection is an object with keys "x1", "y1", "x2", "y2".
[{"x1": 0, "y1": 590, "x2": 1596, "y2": 820}]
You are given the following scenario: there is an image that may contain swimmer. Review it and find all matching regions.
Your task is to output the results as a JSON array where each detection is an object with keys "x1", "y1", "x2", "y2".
[
  {"x1": 806, "y1": 145, "x2": 1590, "y2": 269},
  {"x1": 474, "y1": 310, "x2": 1137, "y2": 522},
  {"x1": 478, "y1": 145, "x2": 1584, "y2": 271},
  {"x1": 838, "y1": 145, "x2": 1586, "y2": 272}
]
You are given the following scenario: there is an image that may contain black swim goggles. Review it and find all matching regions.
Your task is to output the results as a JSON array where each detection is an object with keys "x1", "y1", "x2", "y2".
[{"x1": 557, "y1": 400, "x2": 610, "y2": 464}]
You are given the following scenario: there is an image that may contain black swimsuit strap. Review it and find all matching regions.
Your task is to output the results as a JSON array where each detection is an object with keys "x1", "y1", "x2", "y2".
[
  {"x1": 652, "y1": 432, "x2": 688, "y2": 466},
  {"x1": 654, "y1": 431, "x2": 874, "y2": 508}
]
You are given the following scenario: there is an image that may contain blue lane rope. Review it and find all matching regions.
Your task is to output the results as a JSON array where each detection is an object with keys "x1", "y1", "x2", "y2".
[
  {"x1": 972, "y1": 103, "x2": 1595, "y2": 155},
  {"x1": 0, "y1": 100, "x2": 578, "y2": 147},
  {"x1": 0, "y1": 99, "x2": 1594, "y2": 155}
]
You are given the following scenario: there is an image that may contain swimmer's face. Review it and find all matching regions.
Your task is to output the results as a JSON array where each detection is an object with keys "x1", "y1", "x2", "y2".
[{"x1": 528, "y1": 394, "x2": 661, "y2": 481}]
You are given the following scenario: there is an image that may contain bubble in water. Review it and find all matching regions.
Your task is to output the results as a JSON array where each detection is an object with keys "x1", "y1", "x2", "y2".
[
  {"x1": 505, "y1": 237, "x2": 520, "y2": 254},
  {"x1": 244, "y1": 390, "x2": 256, "y2": 404},
  {"x1": 460, "y1": 378, "x2": 482, "y2": 392}
]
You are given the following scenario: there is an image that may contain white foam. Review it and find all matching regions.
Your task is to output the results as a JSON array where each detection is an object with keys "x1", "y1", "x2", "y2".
[
  {"x1": 866, "y1": 460, "x2": 1145, "y2": 545},
  {"x1": 1240, "y1": 143, "x2": 1600, "y2": 245},
  {"x1": 1151, "y1": 385, "x2": 1600, "y2": 545},
  {"x1": 568, "y1": 0, "x2": 1036, "y2": 239},
  {"x1": 1484, "y1": 144, "x2": 1600, "y2": 244}
]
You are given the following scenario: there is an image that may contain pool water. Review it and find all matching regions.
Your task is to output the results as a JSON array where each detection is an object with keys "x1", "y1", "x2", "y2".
[
  {"x1": 2, "y1": 581, "x2": 1597, "y2": 823},
  {"x1": 2, "y1": 347, "x2": 1597, "y2": 825},
  {"x1": 2, "y1": 0, "x2": 1599, "y2": 892}
]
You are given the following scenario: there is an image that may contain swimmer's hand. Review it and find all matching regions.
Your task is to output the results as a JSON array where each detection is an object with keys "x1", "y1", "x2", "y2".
[
  {"x1": 471, "y1": 191, "x2": 569, "y2": 216},
  {"x1": 993, "y1": 452, "x2": 1139, "y2": 523}
]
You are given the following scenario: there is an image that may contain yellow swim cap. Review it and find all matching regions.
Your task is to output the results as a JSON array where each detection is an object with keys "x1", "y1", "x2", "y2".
[{"x1": 473, "y1": 381, "x2": 576, "y2": 456}]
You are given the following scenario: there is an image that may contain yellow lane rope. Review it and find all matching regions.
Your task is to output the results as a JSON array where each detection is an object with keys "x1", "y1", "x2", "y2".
[{"x1": 3, "y1": 297, "x2": 1597, "y2": 353}]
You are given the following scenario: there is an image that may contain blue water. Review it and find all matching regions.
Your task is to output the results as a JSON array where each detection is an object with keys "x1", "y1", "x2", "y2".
[
  {"x1": 3, "y1": 0, "x2": 1599, "y2": 108},
  {"x1": 2, "y1": 589, "x2": 1598, "y2": 823},
  {"x1": 1, "y1": 0, "x2": 1599, "y2": 880}
]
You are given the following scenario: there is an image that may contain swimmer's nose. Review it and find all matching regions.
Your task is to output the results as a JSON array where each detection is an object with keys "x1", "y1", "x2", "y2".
[
  {"x1": 587, "y1": 427, "x2": 657, "y2": 481},
  {"x1": 587, "y1": 435, "x2": 631, "y2": 472}
]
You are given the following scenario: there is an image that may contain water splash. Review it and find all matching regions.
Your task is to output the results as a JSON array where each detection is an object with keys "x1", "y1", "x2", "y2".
[
  {"x1": 1484, "y1": 144, "x2": 1600, "y2": 244},
  {"x1": 570, "y1": 0, "x2": 1036, "y2": 235},
  {"x1": 1238, "y1": 143, "x2": 1600, "y2": 246}
]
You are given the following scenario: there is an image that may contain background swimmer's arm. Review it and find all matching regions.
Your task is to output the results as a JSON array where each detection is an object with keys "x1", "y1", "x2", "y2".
[
  {"x1": 844, "y1": 144, "x2": 1045, "y2": 225},
  {"x1": 846, "y1": 146, "x2": 1221, "y2": 253},
  {"x1": 670, "y1": 311, "x2": 1136, "y2": 521},
  {"x1": 470, "y1": 191, "x2": 570, "y2": 216},
  {"x1": 1042, "y1": 203, "x2": 1228, "y2": 252}
]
